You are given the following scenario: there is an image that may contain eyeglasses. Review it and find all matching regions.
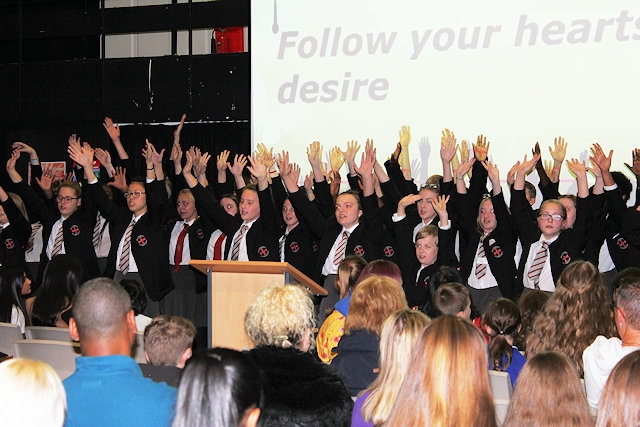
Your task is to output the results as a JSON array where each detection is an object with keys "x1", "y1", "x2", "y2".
[
  {"x1": 538, "y1": 213, "x2": 565, "y2": 221},
  {"x1": 420, "y1": 183, "x2": 439, "y2": 190},
  {"x1": 124, "y1": 191, "x2": 146, "y2": 199},
  {"x1": 56, "y1": 196, "x2": 79, "y2": 203}
]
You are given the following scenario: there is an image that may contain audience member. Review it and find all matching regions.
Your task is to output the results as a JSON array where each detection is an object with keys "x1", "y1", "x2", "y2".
[
  {"x1": 316, "y1": 255, "x2": 367, "y2": 363},
  {"x1": 514, "y1": 289, "x2": 549, "y2": 351},
  {"x1": 64, "y1": 277, "x2": 177, "y2": 427},
  {"x1": 583, "y1": 267, "x2": 640, "y2": 411},
  {"x1": 0, "y1": 184, "x2": 31, "y2": 271},
  {"x1": 26, "y1": 254, "x2": 82, "y2": 328},
  {"x1": 0, "y1": 266, "x2": 31, "y2": 334},
  {"x1": 527, "y1": 260, "x2": 617, "y2": 376},
  {"x1": 384, "y1": 316, "x2": 497, "y2": 426},
  {"x1": 120, "y1": 279, "x2": 152, "y2": 331},
  {"x1": 140, "y1": 315, "x2": 196, "y2": 387},
  {"x1": 482, "y1": 298, "x2": 526, "y2": 388},
  {"x1": 431, "y1": 282, "x2": 472, "y2": 319},
  {"x1": 0, "y1": 358, "x2": 67, "y2": 427},
  {"x1": 503, "y1": 351, "x2": 593, "y2": 427},
  {"x1": 332, "y1": 275, "x2": 408, "y2": 396},
  {"x1": 244, "y1": 283, "x2": 352, "y2": 426},
  {"x1": 595, "y1": 350, "x2": 640, "y2": 427},
  {"x1": 172, "y1": 347, "x2": 262, "y2": 427},
  {"x1": 352, "y1": 309, "x2": 430, "y2": 427}
]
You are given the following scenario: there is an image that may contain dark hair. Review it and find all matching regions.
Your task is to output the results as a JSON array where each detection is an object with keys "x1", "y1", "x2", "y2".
[
  {"x1": 483, "y1": 298, "x2": 521, "y2": 371},
  {"x1": 173, "y1": 348, "x2": 263, "y2": 427},
  {"x1": 524, "y1": 181, "x2": 537, "y2": 200},
  {"x1": 430, "y1": 265, "x2": 463, "y2": 293},
  {"x1": 515, "y1": 290, "x2": 549, "y2": 351},
  {"x1": 72, "y1": 277, "x2": 131, "y2": 340},
  {"x1": 611, "y1": 171, "x2": 632, "y2": 201},
  {"x1": 613, "y1": 267, "x2": 640, "y2": 292},
  {"x1": 337, "y1": 255, "x2": 368, "y2": 294},
  {"x1": 0, "y1": 267, "x2": 29, "y2": 327},
  {"x1": 431, "y1": 282, "x2": 470, "y2": 318},
  {"x1": 220, "y1": 193, "x2": 239, "y2": 209},
  {"x1": 31, "y1": 255, "x2": 82, "y2": 327},
  {"x1": 120, "y1": 279, "x2": 147, "y2": 316}
]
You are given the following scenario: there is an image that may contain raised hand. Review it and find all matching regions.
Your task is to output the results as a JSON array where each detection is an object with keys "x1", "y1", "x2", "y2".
[
  {"x1": 431, "y1": 194, "x2": 450, "y2": 218},
  {"x1": 94, "y1": 147, "x2": 112, "y2": 167},
  {"x1": 624, "y1": 149, "x2": 640, "y2": 177},
  {"x1": 36, "y1": 167, "x2": 54, "y2": 191},
  {"x1": 306, "y1": 141, "x2": 322, "y2": 166},
  {"x1": 228, "y1": 154, "x2": 247, "y2": 176},
  {"x1": 216, "y1": 150, "x2": 230, "y2": 172},
  {"x1": 339, "y1": 140, "x2": 360, "y2": 166},
  {"x1": 549, "y1": 136, "x2": 568, "y2": 164},
  {"x1": 399, "y1": 125, "x2": 411, "y2": 148},
  {"x1": 329, "y1": 146, "x2": 344, "y2": 172},
  {"x1": 103, "y1": 117, "x2": 120, "y2": 141},
  {"x1": 482, "y1": 160, "x2": 500, "y2": 183},
  {"x1": 173, "y1": 113, "x2": 186, "y2": 143},
  {"x1": 454, "y1": 156, "x2": 475, "y2": 180},
  {"x1": 12, "y1": 141, "x2": 37, "y2": 157},
  {"x1": 473, "y1": 134, "x2": 490, "y2": 162},
  {"x1": 459, "y1": 139, "x2": 471, "y2": 162},
  {"x1": 247, "y1": 155, "x2": 268, "y2": 182},
  {"x1": 193, "y1": 152, "x2": 211, "y2": 180},
  {"x1": 589, "y1": 143, "x2": 613, "y2": 173},
  {"x1": 440, "y1": 128, "x2": 458, "y2": 163},
  {"x1": 107, "y1": 167, "x2": 128, "y2": 193},
  {"x1": 506, "y1": 160, "x2": 521, "y2": 186}
]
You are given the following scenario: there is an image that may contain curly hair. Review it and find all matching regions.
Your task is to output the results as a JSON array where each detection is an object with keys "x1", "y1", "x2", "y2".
[
  {"x1": 526, "y1": 260, "x2": 617, "y2": 376},
  {"x1": 244, "y1": 283, "x2": 316, "y2": 351},
  {"x1": 514, "y1": 290, "x2": 549, "y2": 351}
]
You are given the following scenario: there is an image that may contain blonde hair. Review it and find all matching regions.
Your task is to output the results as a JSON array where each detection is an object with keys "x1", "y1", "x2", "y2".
[
  {"x1": 360, "y1": 309, "x2": 430, "y2": 425},
  {"x1": 384, "y1": 316, "x2": 497, "y2": 427},
  {"x1": 8, "y1": 192, "x2": 29, "y2": 222},
  {"x1": 344, "y1": 276, "x2": 407, "y2": 336},
  {"x1": 0, "y1": 358, "x2": 66, "y2": 427},
  {"x1": 504, "y1": 351, "x2": 592, "y2": 427},
  {"x1": 596, "y1": 350, "x2": 640, "y2": 427},
  {"x1": 244, "y1": 283, "x2": 315, "y2": 350}
]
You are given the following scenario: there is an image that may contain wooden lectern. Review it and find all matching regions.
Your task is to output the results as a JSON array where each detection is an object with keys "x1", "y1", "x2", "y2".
[{"x1": 190, "y1": 260, "x2": 326, "y2": 350}]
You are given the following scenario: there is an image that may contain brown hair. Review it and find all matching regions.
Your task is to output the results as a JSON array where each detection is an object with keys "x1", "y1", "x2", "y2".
[
  {"x1": 515, "y1": 290, "x2": 549, "y2": 351},
  {"x1": 344, "y1": 276, "x2": 407, "y2": 336},
  {"x1": 337, "y1": 255, "x2": 368, "y2": 295},
  {"x1": 432, "y1": 282, "x2": 470, "y2": 317},
  {"x1": 526, "y1": 260, "x2": 617, "y2": 376},
  {"x1": 483, "y1": 298, "x2": 521, "y2": 371},
  {"x1": 143, "y1": 315, "x2": 196, "y2": 366},
  {"x1": 356, "y1": 259, "x2": 403, "y2": 287},
  {"x1": 384, "y1": 316, "x2": 497, "y2": 427},
  {"x1": 504, "y1": 351, "x2": 593, "y2": 427},
  {"x1": 596, "y1": 350, "x2": 640, "y2": 427}
]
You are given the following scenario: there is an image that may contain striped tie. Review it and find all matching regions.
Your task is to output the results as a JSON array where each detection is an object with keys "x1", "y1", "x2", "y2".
[
  {"x1": 118, "y1": 218, "x2": 136, "y2": 274},
  {"x1": 50, "y1": 225, "x2": 64, "y2": 258},
  {"x1": 93, "y1": 213, "x2": 102, "y2": 249},
  {"x1": 333, "y1": 231, "x2": 350, "y2": 266},
  {"x1": 230, "y1": 225, "x2": 248, "y2": 261},
  {"x1": 475, "y1": 241, "x2": 487, "y2": 279},
  {"x1": 26, "y1": 223, "x2": 42, "y2": 253},
  {"x1": 528, "y1": 241, "x2": 549, "y2": 289}
]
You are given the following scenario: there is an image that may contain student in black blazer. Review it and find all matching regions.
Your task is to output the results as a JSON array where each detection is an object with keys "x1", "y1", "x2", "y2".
[
  {"x1": 182, "y1": 152, "x2": 280, "y2": 262},
  {"x1": 70, "y1": 139, "x2": 174, "y2": 316},
  {"x1": 7, "y1": 149, "x2": 100, "y2": 282},
  {"x1": 456, "y1": 159, "x2": 521, "y2": 312},
  {"x1": 0, "y1": 184, "x2": 31, "y2": 270},
  {"x1": 278, "y1": 144, "x2": 383, "y2": 319},
  {"x1": 510, "y1": 153, "x2": 588, "y2": 293}
]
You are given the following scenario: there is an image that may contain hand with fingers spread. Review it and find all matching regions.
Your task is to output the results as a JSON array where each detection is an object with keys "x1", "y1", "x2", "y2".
[
  {"x1": 103, "y1": 117, "x2": 121, "y2": 141},
  {"x1": 473, "y1": 134, "x2": 490, "y2": 162},
  {"x1": 624, "y1": 149, "x2": 640, "y2": 177},
  {"x1": 339, "y1": 140, "x2": 360, "y2": 175},
  {"x1": 228, "y1": 154, "x2": 247, "y2": 177},
  {"x1": 108, "y1": 167, "x2": 128, "y2": 193},
  {"x1": 36, "y1": 167, "x2": 55, "y2": 192},
  {"x1": 482, "y1": 160, "x2": 501, "y2": 194},
  {"x1": 440, "y1": 129, "x2": 458, "y2": 164},
  {"x1": 431, "y1": 194, "x2": 451, "y2": 224},
  {"x1": 566, "y1": 158, "x2": 586, "y2": 179},
  {"x1": 306, "y1": 141, "x2": 322, "y2": 166},
  {"x1": 506, "y1": 160, "x2": 521, "y2": 187},
  {"x1": 549, "y1": 136, "x2": 567, "y2": 165}
]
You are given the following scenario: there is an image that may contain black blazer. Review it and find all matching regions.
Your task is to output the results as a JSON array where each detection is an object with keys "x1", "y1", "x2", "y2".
[
  {"x1": 87, "y1": 179, "x2": 174, "y2": 301},
  {"x1": 190, "y1": 184, "x2": 280, "y2": 262},
  {"x1": 511, "y1": 188, "x2": 587, "y2": 288},
  {"x1": 288, "y1": 185, "x2": 383, "y2": 285},
  {"x1": 0, "y1": 196, "x2": 31, "y2": 269},
  {"x1": 13, "y1": 180, "x2": 99, "y2": 282},
  {"x1": 458, "y1": 191, "x2": 521, "y2": 301}
]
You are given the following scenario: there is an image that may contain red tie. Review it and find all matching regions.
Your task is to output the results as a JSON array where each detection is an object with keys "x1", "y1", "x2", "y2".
[
  {"x1": 475, "y1": 241, "x2": 487, "y2": 279},
  {"x1": 174, "y1": 223, "x2": 190, "y2": 272},
  {"x1": 212, "y1": 233, "x2": 226, "y2": 260}
]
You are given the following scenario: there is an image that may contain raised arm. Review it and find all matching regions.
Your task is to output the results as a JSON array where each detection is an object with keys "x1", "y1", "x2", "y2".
[
  {"x1": 440, "y1": 128, "x2": 458, "y2": 183},
  {"x1": 103, "y1": 117, "x2": 129, "y2": 160}
]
